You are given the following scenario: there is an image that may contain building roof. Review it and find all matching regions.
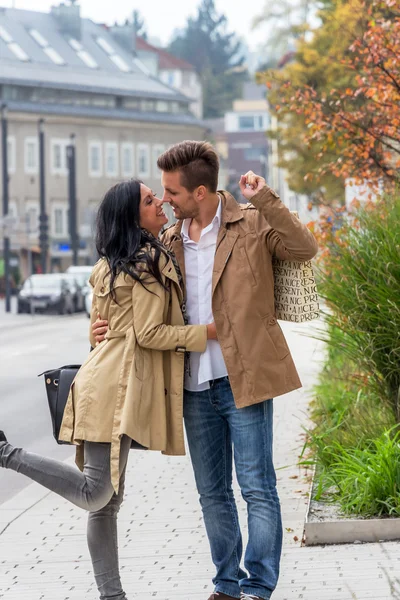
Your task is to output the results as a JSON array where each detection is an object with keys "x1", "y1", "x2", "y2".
[
  {"x1": 0, "y1": 7, "x2": 187, "y2": 101},
  {"x1": 6, "y1": 100, "x2": 204, "y2": 127},
  {"x1": 242, "y1": 83, "x2": 267, "y2": 102},
  {"x1": 136, "y1": 36, "x2": 195, "y2": 72}
]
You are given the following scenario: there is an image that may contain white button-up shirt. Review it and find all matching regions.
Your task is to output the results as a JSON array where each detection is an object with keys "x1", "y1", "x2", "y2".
[{"x1": 181, "y1": 199, "x2": 228, "y2": 391}]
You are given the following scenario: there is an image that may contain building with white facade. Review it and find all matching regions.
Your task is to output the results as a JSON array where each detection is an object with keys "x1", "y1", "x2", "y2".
[
  {"x1": 136, "y1": 36, "x2": 203, "y2": 119},
  {"x1": 0, "y1": 2, "x2": 205, "y2": 277}
]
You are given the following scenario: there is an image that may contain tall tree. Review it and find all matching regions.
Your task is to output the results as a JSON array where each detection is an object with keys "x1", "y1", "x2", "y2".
[
  {"x1": 258, "y1": 0, "x2": 400, "y2": 202},
  {"x1": 253, "y1": 0, "x2": 322, "y2": 68},
  {"x1": 168, "y1": 0, "x2": 247, "y2": 118},
  {"x1": 133, "y1": 9, "x2": 147, "y2": 40}
]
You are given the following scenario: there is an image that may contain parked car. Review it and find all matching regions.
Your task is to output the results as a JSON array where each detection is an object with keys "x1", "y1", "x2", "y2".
[
  {"x1": 17, "y1": 274, "x2": 75, "y2": 315},
  {"x1": 61, "y1": 273, "x2": 86, "y2": 312},
  {"x1": 66, "y1": 266, "x2": 94, "y2": 313},
  {"x1": 85, "y1": 286, "x2": 93, "y2": 319},
  {"x1": 66, "y1": 265, "x2": 93, "y2": 288}
]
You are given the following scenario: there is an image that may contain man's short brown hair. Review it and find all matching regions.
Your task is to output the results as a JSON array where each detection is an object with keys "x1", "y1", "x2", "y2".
[{"x1": 157, "y1": 140, "x2": 219, "y2": 193}]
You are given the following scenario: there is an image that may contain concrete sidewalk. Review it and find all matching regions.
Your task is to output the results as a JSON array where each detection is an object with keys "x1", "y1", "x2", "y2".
[{"x1": 1, "y1": 322, "x2": 399, "y2": 600}]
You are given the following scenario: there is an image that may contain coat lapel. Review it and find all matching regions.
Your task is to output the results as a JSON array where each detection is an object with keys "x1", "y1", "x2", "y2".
[
  {"x1": 162, "y1": 256, "x2": 184, "y2": 304},
  {"x1": 211, "y1": 190, "x2": 243, "y2": 296},
  {"x1": 212, "y1": 229, "x2": 239, "y2": 296}
]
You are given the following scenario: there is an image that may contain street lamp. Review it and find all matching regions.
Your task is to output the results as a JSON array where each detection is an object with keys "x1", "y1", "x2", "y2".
[
  {"x1": 67, "y1": 134, "x2": 79, "y2": 266},
  {"x1": 1, "y1": 104, "x2": 11, "y2": 313},
  {"x1": 38, "y1": 118, "x2": 49, "y2": 273}
]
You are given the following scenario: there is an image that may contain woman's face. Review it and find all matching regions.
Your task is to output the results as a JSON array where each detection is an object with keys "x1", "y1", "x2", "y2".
[{"x1": 139, "y1": 184, "x2": 168, "y2": 236}]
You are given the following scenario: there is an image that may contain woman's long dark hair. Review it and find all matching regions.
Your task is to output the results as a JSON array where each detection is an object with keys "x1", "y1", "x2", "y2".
[{"x1": 95, "y1": 179, "x2": 169, "y2": 296}]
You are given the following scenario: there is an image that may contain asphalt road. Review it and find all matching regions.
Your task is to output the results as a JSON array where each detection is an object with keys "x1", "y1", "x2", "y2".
[{"x1": 0, "y1": 301, "x2": 90, "y2": 504}]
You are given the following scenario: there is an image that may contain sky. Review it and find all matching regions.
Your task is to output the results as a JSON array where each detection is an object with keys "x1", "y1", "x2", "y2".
[{"x1": 1, "y1": 0, "x2": 270, "y2": 51}]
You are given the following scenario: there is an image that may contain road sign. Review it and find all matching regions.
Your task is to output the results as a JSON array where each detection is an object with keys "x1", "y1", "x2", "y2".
[{"x1": 0, "y1": 215, "x2": 19, "y2": 234}]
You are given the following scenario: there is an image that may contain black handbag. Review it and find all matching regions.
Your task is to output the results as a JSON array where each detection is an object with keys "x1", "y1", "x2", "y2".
[{"x1": 38, "y1": 365, "x2": 81, "y2": 445}]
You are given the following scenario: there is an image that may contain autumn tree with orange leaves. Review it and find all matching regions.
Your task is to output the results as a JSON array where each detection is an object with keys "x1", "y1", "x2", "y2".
[{"x1": 259, "y1": 0, "x2": 400, "y2": 203}]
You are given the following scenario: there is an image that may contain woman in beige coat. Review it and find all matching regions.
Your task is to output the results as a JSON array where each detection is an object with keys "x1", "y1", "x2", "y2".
[{"x1": 0, "y1": 179, "x2": 217, "y2": 600}]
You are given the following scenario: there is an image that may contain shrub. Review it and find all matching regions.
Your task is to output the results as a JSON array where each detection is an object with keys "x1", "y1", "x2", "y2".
[
  {"x1": 304, "y1": 195, "x2": 400, "y2": 516},
  {"x1": 316, "y1": 195, "x2": 400, "y2": 419}
]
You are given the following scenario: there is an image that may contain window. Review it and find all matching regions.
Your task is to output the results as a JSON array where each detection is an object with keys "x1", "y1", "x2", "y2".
[
  {"x1": 96, "y1": 37, "x2": 115, "y2": 55},
  {"x1": 52, "y1": 204, "x2": 68, "y2": 237},
  {"x1": 137, "y1": 144, "x2": 150, "y2": 178},
  {"x1": 88, "y1": 141, "x2": 102, "y2": 177},
  {"x1": 244, "y1": 147, "x2": 263, "y2": 161},
  {"x1": 24, "y1": 137, "x2": 39, "y2": 174},
  {"x1": 156, "y1": 101, "x2": 169, "y2": 112},
  {"x1": 8, "y1": 201, "x2": 18, "y2": 219},
  {"x1": 50, "y1": 139, "x2": 69, "y2": 175},
  {"x1": 0, "y1": 25, "x2": 13, "y2": 44},
  {"x1": 25, "y1": 202, "x2": 39, "y2": 234},
  {"x1": 238, "y1": 114, "x2": 267, "y2": 131},
  {"x1": 123, "y1": 98, "x2": 140, "y2": 110},
  {"x1": 152, "y1": 144, "x2": 165, "y2": 178},
  {"x1": 54, "y1": 208, "x2": 64, "y2": 235},
  {"x1": 121, "y1": 143, "x2": 134, "y2": 178},
  {"x1": 141, "y1": 99, "x2": 155, "y2": 112},
  {"x1": 0, "y1": 25, "x2": 29, "y2": 61},
  {"x1": 69, "y1": 38, "x2": 98, "y2": 69},
  {"x1": 171, "y1": 101, "x2": 179, "y2": 114},
  {"x1": 44, "y1": 47, "x2": 65, "y2": 66},
  {"x1": 110, "y1": 54, "x2": 130, "y2": 72},
  {"x1": 105, "y1": 142, "x2": 118, "y2": 178},
  {"x1": 29, "y1": 29, "x2": 47, "y2": 48},
  {"x1": 96, "y1": 36, "x2": 130, "y2": 72},
  {"x1": 29, "y1": 29, "x2": 65, "y2": 65},
  {"x1": 8, "y1": 42, "x2": 28, "y2": 61},
  {"x1": 77, "y1": 49, "x2": 98, "y2": 69},
  {"x1": 238, "y1": 116, "x2": 255, "y2": 130},
  {"x1": 7, "y1": 136, "x2": 16, "y2": 174}
]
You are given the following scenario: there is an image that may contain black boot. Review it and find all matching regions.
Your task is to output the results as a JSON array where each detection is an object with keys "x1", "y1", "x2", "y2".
[{"x1": 0, "y1": 431, "x2": 7, "y2": 443}]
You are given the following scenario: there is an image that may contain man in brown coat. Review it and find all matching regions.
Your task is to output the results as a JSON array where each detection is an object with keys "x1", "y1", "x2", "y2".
[{"x1": 94, "y1": 141, "x2": 318, "y2": 600}]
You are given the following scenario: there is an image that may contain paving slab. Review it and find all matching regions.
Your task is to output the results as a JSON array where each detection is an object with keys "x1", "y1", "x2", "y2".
[{"x1": 1, "y1": 321, "x2": 399, "y2": 600}]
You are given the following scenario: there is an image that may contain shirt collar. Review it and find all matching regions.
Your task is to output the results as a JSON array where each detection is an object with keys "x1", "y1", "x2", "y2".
[{"x1": 181, "y1": 196, "x2": 222, "y2": 240}]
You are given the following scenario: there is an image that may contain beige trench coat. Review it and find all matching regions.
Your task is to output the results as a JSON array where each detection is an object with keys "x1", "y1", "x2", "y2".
[{"x1": 59, "y1": 254, "x2": 207, "y2": 492}]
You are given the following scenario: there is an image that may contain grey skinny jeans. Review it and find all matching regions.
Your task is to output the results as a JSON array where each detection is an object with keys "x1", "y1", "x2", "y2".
[{"x1": 0, "y1": 435, "x2": 131, "y2": 600}]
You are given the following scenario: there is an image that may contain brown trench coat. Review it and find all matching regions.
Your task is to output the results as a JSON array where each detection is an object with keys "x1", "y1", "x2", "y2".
[
  {"x1": 59, "y1": 254, "x2": 207, "y2": 492},
  {"x1": 161, "y1": 185, "x2": 319, "y2": 408}
]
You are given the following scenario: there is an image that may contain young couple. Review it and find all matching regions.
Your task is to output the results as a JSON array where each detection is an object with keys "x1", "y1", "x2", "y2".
[{"x1": 0, "y1": 140, "x2": 318, "y2": 600}]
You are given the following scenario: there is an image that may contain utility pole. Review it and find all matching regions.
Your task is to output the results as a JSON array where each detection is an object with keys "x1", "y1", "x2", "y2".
[
  {"x1": 38, "y1": 119, "x2": 49, "y2": 273},
  {"x1": 67, "y1": 134, "x2": 79, "y2": 266},
  {"x1": 1, "y1": 104, "x2": 11, "y2": 313}
]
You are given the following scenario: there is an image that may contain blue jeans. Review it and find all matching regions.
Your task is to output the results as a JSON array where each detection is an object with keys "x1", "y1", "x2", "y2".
[{"x1": 184, "y1": 377, "x2": 282, "y2": 599}]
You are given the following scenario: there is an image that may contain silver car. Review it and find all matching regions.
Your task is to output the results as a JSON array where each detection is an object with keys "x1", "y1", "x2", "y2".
[{"x1": 17, "y1": 274, "x2": 75, "y2": 315}]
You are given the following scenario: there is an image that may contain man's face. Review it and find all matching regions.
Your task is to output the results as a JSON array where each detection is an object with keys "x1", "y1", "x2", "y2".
[{"x1": 161, "y1": 170, "x2": 198, "y2": 220}]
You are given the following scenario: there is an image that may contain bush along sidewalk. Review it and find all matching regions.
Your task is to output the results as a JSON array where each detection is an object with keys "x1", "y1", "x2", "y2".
[{"x1": 304, "y1": 195, "x2": 400, "y2": 517}]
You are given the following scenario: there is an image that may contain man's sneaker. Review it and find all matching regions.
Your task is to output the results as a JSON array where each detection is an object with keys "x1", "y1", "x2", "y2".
[
  {"x1": 208, "y1": 594, "x2": 239, "y2": 600},
  {"x1": 240, "y1": 595, "x2": 263, "y2": 600}
]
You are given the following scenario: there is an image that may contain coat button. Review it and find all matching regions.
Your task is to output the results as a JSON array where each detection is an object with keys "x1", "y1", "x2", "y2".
[
  {"x1": 269, "y1": 318, "x2": 277, "y2": 325},
  {"x1": 100, "y1": 287, "x2": 105, "y2": 293},
  {"x1": 164, "y1": 388, "x2": 168, "y2": 395}
]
